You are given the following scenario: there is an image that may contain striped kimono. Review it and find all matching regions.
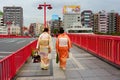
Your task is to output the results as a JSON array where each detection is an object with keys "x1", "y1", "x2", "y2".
[
  {"x1": 56, "y1": 33, "x2": 72, "y2": 69},
  {"x1": 36, "y1": 32, "x2": 52, "y2": 69}
]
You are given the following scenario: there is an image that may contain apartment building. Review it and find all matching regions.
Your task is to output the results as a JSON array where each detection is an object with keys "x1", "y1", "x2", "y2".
[
  {"x1": 81, "y1": 10, "x2": 93, "y2": 28},
  {"x1": 91, "y1": 13, "x2": 99, "y2": 33},
  {"x1": 116, "y1": 14, "x2": 120, "y2": 33},
  {"x1": 98, "y1": 11, "x2": 108, "y2": 33},
  {"x1": 107, "y1": 11, "x2": 117, "y2": 34},
  {"x1": 3, "y1": 6, "x2": 23, "y2": 34},
  {"x1": 29, "y1": 23, "x2": 43, "y2": 37},
  {"x1": 63, "y1": 5, "x2": 81, "y2": 31},
  {"x1": 63, "y1": 13, "x2": 81, "y2": 31}
]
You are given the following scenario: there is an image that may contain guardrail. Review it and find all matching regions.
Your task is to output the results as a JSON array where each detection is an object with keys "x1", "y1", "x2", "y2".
[
  {"x1": 0, "y1": 35, "x2": 31, "y2": 38},
  {"x1": 68, "y1": 34, "x2": 120, "y2": 68},
  {"x1": 0, "y1": 39, "x2": 37, "y2": 80}
]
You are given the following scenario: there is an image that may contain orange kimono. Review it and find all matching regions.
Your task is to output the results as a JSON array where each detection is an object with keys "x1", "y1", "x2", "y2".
[{"x1": 56, "y1": 33, "x2": 72, "y2": 69}]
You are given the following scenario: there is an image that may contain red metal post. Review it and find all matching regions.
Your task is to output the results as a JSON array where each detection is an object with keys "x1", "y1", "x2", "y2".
[
  {"x1": 44, "y1": 2, "x2": 46, "y2": 27},
  {"x1": 38, "y1": 2, "x2": 52, "y2": 28}
]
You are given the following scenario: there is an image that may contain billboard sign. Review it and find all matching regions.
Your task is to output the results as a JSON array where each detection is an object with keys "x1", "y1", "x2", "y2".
[
  {"x1": 52, "y1": 14, "x2": 59, "y2": 20},
  {"x1": 63, "y1": 5, "x2": 80, "y2": 14}
]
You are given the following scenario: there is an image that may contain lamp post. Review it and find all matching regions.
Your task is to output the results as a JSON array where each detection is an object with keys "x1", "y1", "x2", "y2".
[{"x1": 38, "y1": 2, "x2": 52, "y2": 28}]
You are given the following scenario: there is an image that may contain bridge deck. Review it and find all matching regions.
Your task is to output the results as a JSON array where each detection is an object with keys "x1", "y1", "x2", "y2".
[{"x1": 14, "y1": 38, "x2": 120, "y2": 80}]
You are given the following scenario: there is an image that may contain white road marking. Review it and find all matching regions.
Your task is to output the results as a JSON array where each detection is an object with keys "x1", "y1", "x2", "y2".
[
  {"x1": 0, "y1": 39, "x2": 17, "y2": 43},
  {"x1": 16, "y1": 40, "x2": 26, "y2": 44},
  {"x1": 0, "y1": 52, "x2": 13, "y2": 53}
]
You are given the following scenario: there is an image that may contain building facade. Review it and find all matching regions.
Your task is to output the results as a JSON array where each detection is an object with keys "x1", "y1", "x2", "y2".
[
  {"x1": 107, "y1": 11, "x2": 117, "y2": 34},
  {"x1": 63, "y1": 5, "x2": 81, "y2": 31},
  {"x1": 0, "y1": 13, "x2": 7, "y2": 34},
  {"x1": 0, "y1": 13, "x2": 4, "y2": 26},
  {"x1": 63, "y1": 13, "x2": 81, "y2": 31},
  {"x1": 29, "y1": 23, "x2": 43, "y2": 37},
  {"x1": 81, "y1": 10, "x2": 93, "y2": 28},
  {"x1": 9, "y1": 25, "x2": 20, "y2": 35},
  {"x1": 98, "y1": 11, "x2": 108, "y2": 33},
  {"x1": 3, "y1": 6, "x2": 23, "y2": 34},
  {"x1": 0, "y1": 26, "x2": 8, "y2": 34},
  {"x1": 91, "y1": 13, "x2": 99, "y2": 33},
  {"x1": 116, "y1": 14, "x2": 120, "y2": 33}
]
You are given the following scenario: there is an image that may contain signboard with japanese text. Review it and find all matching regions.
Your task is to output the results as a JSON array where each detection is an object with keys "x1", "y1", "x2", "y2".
[{"x1": 63, "y1": 5, "x2": 80, "y2": 14}]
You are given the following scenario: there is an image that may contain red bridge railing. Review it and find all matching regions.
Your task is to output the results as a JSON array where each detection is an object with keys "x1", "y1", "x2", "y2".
[
  {"x1": 0, "y1": 35, "x2": 31, "y2": 38},
  {"x1": 0, "y1": 39, "x2": 37, "y2": 80},
  {"x1": 68, "y1": 34, "x2": 120, "y2": 68}
]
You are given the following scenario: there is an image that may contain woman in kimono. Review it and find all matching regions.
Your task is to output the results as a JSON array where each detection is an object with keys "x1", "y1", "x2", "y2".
[
  {"x1": 56, "y1": 27, "x2": 72, "y2": 70},
  {"x1": 36, "y1": 28, "x2": 52, "y2": 70}
]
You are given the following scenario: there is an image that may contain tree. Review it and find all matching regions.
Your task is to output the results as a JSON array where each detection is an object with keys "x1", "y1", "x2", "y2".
[
  {"x1": 53, "y1": 28, "x2": 58, "y2": 34},
  {"x1": 0, "y1": 11, "x2": 3, "y2": 16}
]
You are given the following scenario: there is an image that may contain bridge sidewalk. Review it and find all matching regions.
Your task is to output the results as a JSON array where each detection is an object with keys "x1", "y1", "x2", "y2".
[{"x1": 14, "y1": 39, "x2": 120, "y2": 80}]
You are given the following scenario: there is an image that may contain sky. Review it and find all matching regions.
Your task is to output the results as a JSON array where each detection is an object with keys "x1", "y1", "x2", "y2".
[{"x1": 0, "y1": 0, "x2": 120, "y2": 27}]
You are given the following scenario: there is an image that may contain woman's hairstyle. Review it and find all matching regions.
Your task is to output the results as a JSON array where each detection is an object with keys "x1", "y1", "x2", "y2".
[
  {"x1": 43, "y1": 28, "x2": 49, "y2": 32},
  {"x1": 59, "y1": 27, "x2": 64, "y2": 34}
]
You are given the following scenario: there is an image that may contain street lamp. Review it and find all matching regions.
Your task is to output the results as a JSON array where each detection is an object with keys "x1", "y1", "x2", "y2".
[{"x1": 38, "y1": 2, "x2": 52, "y2": 28}]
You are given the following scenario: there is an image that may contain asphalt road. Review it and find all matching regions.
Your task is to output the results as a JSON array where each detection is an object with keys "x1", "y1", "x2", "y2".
[{"x1": 0, "y1": 38, "x2": 37, "y2": 59}]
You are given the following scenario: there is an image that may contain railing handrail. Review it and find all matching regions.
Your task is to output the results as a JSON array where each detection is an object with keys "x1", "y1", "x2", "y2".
[
  {"x1": 0, "y1": 35, "x2": 31, "y2": 38},
  {"x1": 0, "y1": 39, "x2": 37, "y2": 80},
  {"x1": 68, "y1": 33, "x2": 120, "y2": 68}
]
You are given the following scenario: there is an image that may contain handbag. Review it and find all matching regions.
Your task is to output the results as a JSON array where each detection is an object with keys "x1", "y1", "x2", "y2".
[
  {"x1": 48, "y1": 46, "x2": 51, "y2": 53},
  {"x1": 56, "y1": 53, "x2": 59, "y2": 63},
  {"x1": 33, "y1": 51, "x2": 41, "y2": 63}
]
